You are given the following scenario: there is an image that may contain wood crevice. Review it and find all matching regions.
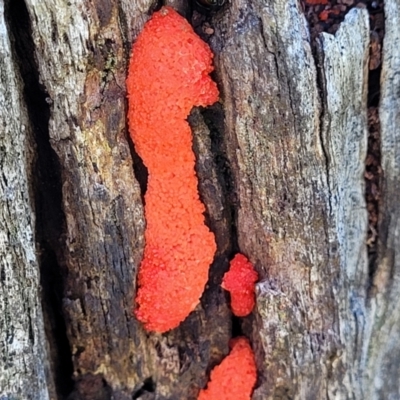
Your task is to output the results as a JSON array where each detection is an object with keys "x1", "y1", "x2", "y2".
[
  {"x1": 4, "y1": 0, "x2": 73, "y2": 397},
  {"x1": 365, "y1": 0, "x2": 384, "y2": 289}
]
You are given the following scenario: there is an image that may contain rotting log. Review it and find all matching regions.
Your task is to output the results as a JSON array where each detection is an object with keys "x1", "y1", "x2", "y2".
[{"x1": 0, "y1": 0, "x2": 400, "y2": 399}]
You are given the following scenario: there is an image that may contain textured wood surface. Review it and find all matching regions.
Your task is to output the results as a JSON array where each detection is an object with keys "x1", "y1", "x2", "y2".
[
  {"x1": 210, "y1": 1, "x2": 374, "y2": 398},
  {"x1": 21, "y1": 0, "x2": 231, "y2": 398},
  {"x1": 1, "y1": 0, "x2": 400, "y2": 398},
  {"x1": 317, "y1": 9, "x2": 370, "y2": 399},
  {"x1": 365, "y1": 0, "x2": 400, "y2": 398},
  {"x1": 0, "y1": 1, "x2": 53, "y2": 397},
  {"x1": 24, "y1": 0, "x2": 149, "y2": 396}
]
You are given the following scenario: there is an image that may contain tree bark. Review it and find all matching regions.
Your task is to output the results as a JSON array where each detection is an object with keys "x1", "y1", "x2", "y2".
[
  {"x1": 0, "y1": 2, "x2": 54, "y2": 398},
  {"x1": 212, "y1": 2, "x2": 370, "y2": 397},
  {"x1": 0, "y1": 0, "x2": 399, "y2": 399}
]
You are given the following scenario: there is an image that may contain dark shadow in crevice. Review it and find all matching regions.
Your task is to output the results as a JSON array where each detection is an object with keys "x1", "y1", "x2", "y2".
[
  {"x1": 125, "y1": 127, "x2": 149, "y2": 204},
  {"x1": 366, "y1": 65, "x2": 382, "y2": 283},
  {"x1": 194, "y1": 105, "x2": 245, "y2": 341},
  {"x1": 231, "y1": 315, "x2": 243, "y2": 337},
  {"x1": 200, "y1": 105, "x2": 239, "y2": 255},
  {"x1": 191, "y1": 0, "x2": 226, "y2": 15},
  {"x1": 4, "y1": 0, "x2": 73, "y2": 397},
  {"x1": 132, "y1": 377, "x2": 156, "y2": 399},
  {"x1": 365, "y1": 0, "x2": 384, "y2": 285},
  {"x1": 368, "y1": 67, "x2": 381, "y2": 108},
  {"x1": 197, "y1": 98, "x2": 245, "y2": 298},
  {"x1": 40, "y1": 246, "x2": 74, "y2": 398}
]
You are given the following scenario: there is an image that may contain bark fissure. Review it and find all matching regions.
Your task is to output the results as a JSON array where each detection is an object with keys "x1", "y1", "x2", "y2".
[
  {"x1": 126, "y1": 132, "x2": 149, "y2": 203},
  {"x1": 4, "y1": 0, "x2": 73, "y2": 397},
  {"x1": 195, "y1": 106, "x2": 237, "y2": 253},
  {"x1": 132, "y1": 377, "x2": 156, "y2": 399},
  {"x1": 314, "y1": 44, "x2": 333, "y2": 218},
  {"x1": 364, "y1": 0, "x2": 384, "y2": 287},
  {"x1": 195, "y1": 105, "x2": 246, "y2": 342}
]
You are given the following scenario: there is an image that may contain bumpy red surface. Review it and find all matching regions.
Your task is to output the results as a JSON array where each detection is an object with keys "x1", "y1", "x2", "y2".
[
  {"x1": 198, "y1": 337, "x2": 257, "y2": 400},
  {"x1": 221, "y1": 254, "x2": 258, "y2": 317},
  {"x1": 126, "y1": 7, "x2": 218, "y2": 332}
]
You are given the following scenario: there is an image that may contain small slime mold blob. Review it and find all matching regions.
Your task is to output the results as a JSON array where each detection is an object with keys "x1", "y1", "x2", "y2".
[
  {"x1": 198, "y1": 337, "x2": 257, "y2": 400},
  {"x1": 222, "y1": 253, "x2": 258, "y2": 317}
]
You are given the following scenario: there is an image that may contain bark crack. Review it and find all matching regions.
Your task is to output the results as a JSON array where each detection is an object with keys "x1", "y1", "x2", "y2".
[
  {"x1": 365, "y1": 0, "x2": 384, "y2": 289},
  {"x1": 315, "y1": 43, "x2": 333, "y2": 218},
  {"x1": 4, "y1": 0, "x2": 73, "y2": 397}
]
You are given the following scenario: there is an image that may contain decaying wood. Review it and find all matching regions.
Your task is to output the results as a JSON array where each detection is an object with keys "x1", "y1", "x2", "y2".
[
  {"x1": 317, "y1": 10, "x2": 370, "y2": 399},
  {"x1": 1, "y1": 0, "x2": 400, "y2": 398},
  {"x1": 365, "y1": 0, "x2": 400, "y2": 398},
  {"x1": 0, "y1": 2, "x2": 53, "y2": 398},
  {"x1": 211, "y1": 2, "x2": 370, "y2": 398},
  {"x1": 21, "y1": 0, "x2": 230, "y2": 398},
  {"x1": 23, "y1": 0, "x2": 149, "y2": 396}
]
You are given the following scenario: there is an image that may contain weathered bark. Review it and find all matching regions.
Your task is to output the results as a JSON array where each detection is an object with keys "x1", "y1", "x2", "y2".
[
  {"x1": 1, "y1": 0, "x2": 400, "y2": 399},
  {"x1": 0, "y1": 2, "x2": 54, "y2": 397},
  {"x1": 4, "y1": 0, "x2": 231, "y2": 398},
  {"x1": 211, "y1": 2, "x2": 370, "y2": 398},
  {"x1": 366, "y1": 0, "x2": 400, "y2": 397}
]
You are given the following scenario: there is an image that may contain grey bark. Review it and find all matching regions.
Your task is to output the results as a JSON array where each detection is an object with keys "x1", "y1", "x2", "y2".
[
  {"x1": 0, "y1": 2, "x2": 54, "y2": 398},
  {"x1": 0, "y1": 0, "x2": 399, "y2": 399},
  {"x1": 366, "y1": 0, "x2": 400, "y2": 398},
  {"x1": 212, "y1": 2, "x2": 370, "y2": 398}
]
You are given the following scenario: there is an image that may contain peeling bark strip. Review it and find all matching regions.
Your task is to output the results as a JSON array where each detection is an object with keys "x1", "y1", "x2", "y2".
[
  {"x1": 212, "y1": 1, "x2": 331, "y2": 397},
  {"x1": 0, "y1": 2, "x2": 52, "y2": 398},
  {"x1": 22, "y1": 0, "x2": 150, "y2": 396}
]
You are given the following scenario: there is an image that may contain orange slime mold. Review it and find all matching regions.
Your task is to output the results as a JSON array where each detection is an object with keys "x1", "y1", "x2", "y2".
[
  {"x1": 222, "y1": 253, "x2": 258, "y2": 317},
  {"x1": 127, "y1": 7, "x2": 218, "y2": 332},
  {"x1": 198, "y1": 337, "x2": 257, "y2": 400}
]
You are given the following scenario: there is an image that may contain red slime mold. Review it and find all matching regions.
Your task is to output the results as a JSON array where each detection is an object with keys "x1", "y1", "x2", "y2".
[
  {"x1": 221, "y1": 253, "x2": 258, "y2": 317},
  {"x1": 198, "y1": 336, "x2": 257, "y2": 400},
  {"x1": 127, "y1": 6, "x2": 218, "y2": 332}
]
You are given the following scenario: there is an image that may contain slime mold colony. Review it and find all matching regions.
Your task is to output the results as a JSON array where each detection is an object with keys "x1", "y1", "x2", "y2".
[
  {"x1": 222, "y1": 253, "x2": 258, "y2": 317},
  {"x1": 127, "y1": 7, "x2": 219, "y2": 332},
  {"x1": 198, "y1": 337, "x2": 257, "y2": 400}
]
